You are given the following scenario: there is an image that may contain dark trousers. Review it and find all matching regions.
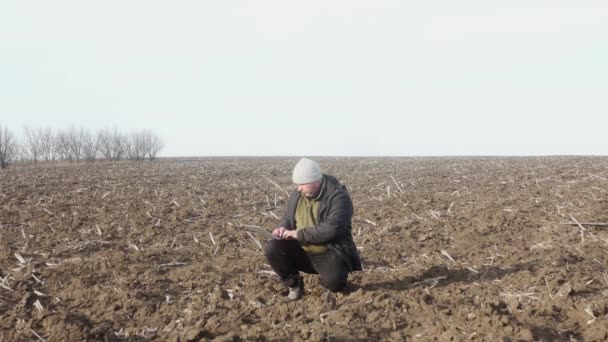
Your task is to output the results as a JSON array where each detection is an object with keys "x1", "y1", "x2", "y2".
[{"x1": 264, "y1": 239, "x2": 348, "y2": 292}]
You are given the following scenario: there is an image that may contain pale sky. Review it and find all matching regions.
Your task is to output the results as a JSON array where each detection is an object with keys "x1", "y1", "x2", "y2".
[{"x1": 1, "y1": 1, "x2": 607, "y2": 156}]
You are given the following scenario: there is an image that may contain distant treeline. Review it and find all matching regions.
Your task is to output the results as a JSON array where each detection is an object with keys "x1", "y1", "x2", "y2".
[{"x1": 0, "y1": 125, "x2": 164, "y2": 169}]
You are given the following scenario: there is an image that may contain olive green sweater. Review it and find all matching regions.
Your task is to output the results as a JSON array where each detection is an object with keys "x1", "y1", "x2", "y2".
[{"x1": 295, "y1": 195, "x2": 328, "y2": 253}]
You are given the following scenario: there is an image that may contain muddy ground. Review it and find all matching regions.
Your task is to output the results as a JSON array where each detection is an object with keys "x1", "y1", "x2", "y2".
[{"x1": 1, "y1": 157, "x2": 607, "y2": 341}]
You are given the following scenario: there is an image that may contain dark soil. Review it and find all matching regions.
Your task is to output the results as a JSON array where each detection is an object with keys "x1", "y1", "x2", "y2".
[{"x1": 1, "y1": 157, "x2": 607, "y2": 341}]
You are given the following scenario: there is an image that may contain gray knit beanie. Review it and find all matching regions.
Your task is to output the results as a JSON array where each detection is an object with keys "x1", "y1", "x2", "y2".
[{"x1": 292, "y1": 158, "x2": 323, "y2": 184}]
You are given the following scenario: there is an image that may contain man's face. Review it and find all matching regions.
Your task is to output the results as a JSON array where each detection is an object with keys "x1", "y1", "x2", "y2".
[{"x1": 297, "y1": 180, "x2": 321, "y2": 198}]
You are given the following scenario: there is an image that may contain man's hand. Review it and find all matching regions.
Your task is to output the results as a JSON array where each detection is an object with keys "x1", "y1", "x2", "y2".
[
  {"x1": 272, "y1": 227, "x2": 298, "y2": 240},
  {"x1": 272, "y1": 227, "x2": 287, "y2": 238},
  {"x1": 282, "y1": 230, "x2": 298, "y2": 240}
]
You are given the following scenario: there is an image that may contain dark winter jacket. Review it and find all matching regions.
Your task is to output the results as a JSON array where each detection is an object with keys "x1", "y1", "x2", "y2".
[{"x1": 279, "y1": 174, "x2": 362, "y2": 272}]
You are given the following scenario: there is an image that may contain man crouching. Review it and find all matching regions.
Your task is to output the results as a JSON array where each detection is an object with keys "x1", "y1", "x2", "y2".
[{"x1": 265, "y1": 158, "x2": 362, "y2": 301}]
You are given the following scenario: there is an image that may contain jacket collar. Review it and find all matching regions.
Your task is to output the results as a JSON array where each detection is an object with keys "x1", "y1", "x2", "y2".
[{"x1": 312, "y1": 175, "x2": 327, "y2": 200}]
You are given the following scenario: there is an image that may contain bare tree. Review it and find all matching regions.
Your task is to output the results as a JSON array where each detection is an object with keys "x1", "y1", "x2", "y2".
[
  {"x1": 55, "y1": 129, "x2": 73, "y2": 162},
  {"x1": 22, "y1": 126, "x2": 43, "y2": 163},
  {"x1": 97, "y1": 128, "x2": 113, "y2": 160},
  {"x1": 97, "y1": 127, "x2": 129, "y2": 161},
  {"x1": 17, "y1": 145, "x2": 28, "y2": 163},
  {"x1": 81, "y1": 129, "x2": 98, "y2": 162},
  {"x1": 140, "y1": 131, "x2": 151, "y2": 159},
  {"x1": 2, "y1": 126, "x2": 165, "y2": 166},
  {"x1": 147, "y1": 131, "x2": 164, "y2": 160},
  {"x1": 111, "y1": 128, "x2": 126, "y2": 160},
  {"x1": 40, "y1": 127, "x2": 57, "y2": 162},
  {"x1": 0, "y1": 125, "x2": 18, "y2": 169},
  {"x1": 65, "y1": 126, "x2": 86, "y2": 162},
  {"x1": 124, "y1": 130, "x2": 148, "y2": 161},
  {"x1": 123, "y1": 132, "x2": 135, "y2": 160},
  {"x1": 136, "y1": 131, "x2": 148, "y2": 160}
]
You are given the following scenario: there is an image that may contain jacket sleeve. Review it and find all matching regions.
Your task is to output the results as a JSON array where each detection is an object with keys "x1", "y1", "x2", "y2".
[
  {"x1": 297, "y1": 191, "x2": 353, "y2": 244},
  {"x1": 278, "y1": 191, "x2": 297, "y2": 229}
]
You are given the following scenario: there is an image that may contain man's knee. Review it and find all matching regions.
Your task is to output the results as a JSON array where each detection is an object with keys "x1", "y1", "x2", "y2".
[
  {"x1": 264, "y1": 239, "x2": 281, "y2": 258},
  {"x1": 320, "y1": 274, "x2": 347, "y2": 292},
  {"x1": 265, "y1": 239, "x2": 296, "y2": 259}
]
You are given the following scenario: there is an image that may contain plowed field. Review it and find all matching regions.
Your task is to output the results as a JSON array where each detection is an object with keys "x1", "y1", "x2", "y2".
[{"x1": 1, "y1": 157, "x2": 607, "y2": 341}]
